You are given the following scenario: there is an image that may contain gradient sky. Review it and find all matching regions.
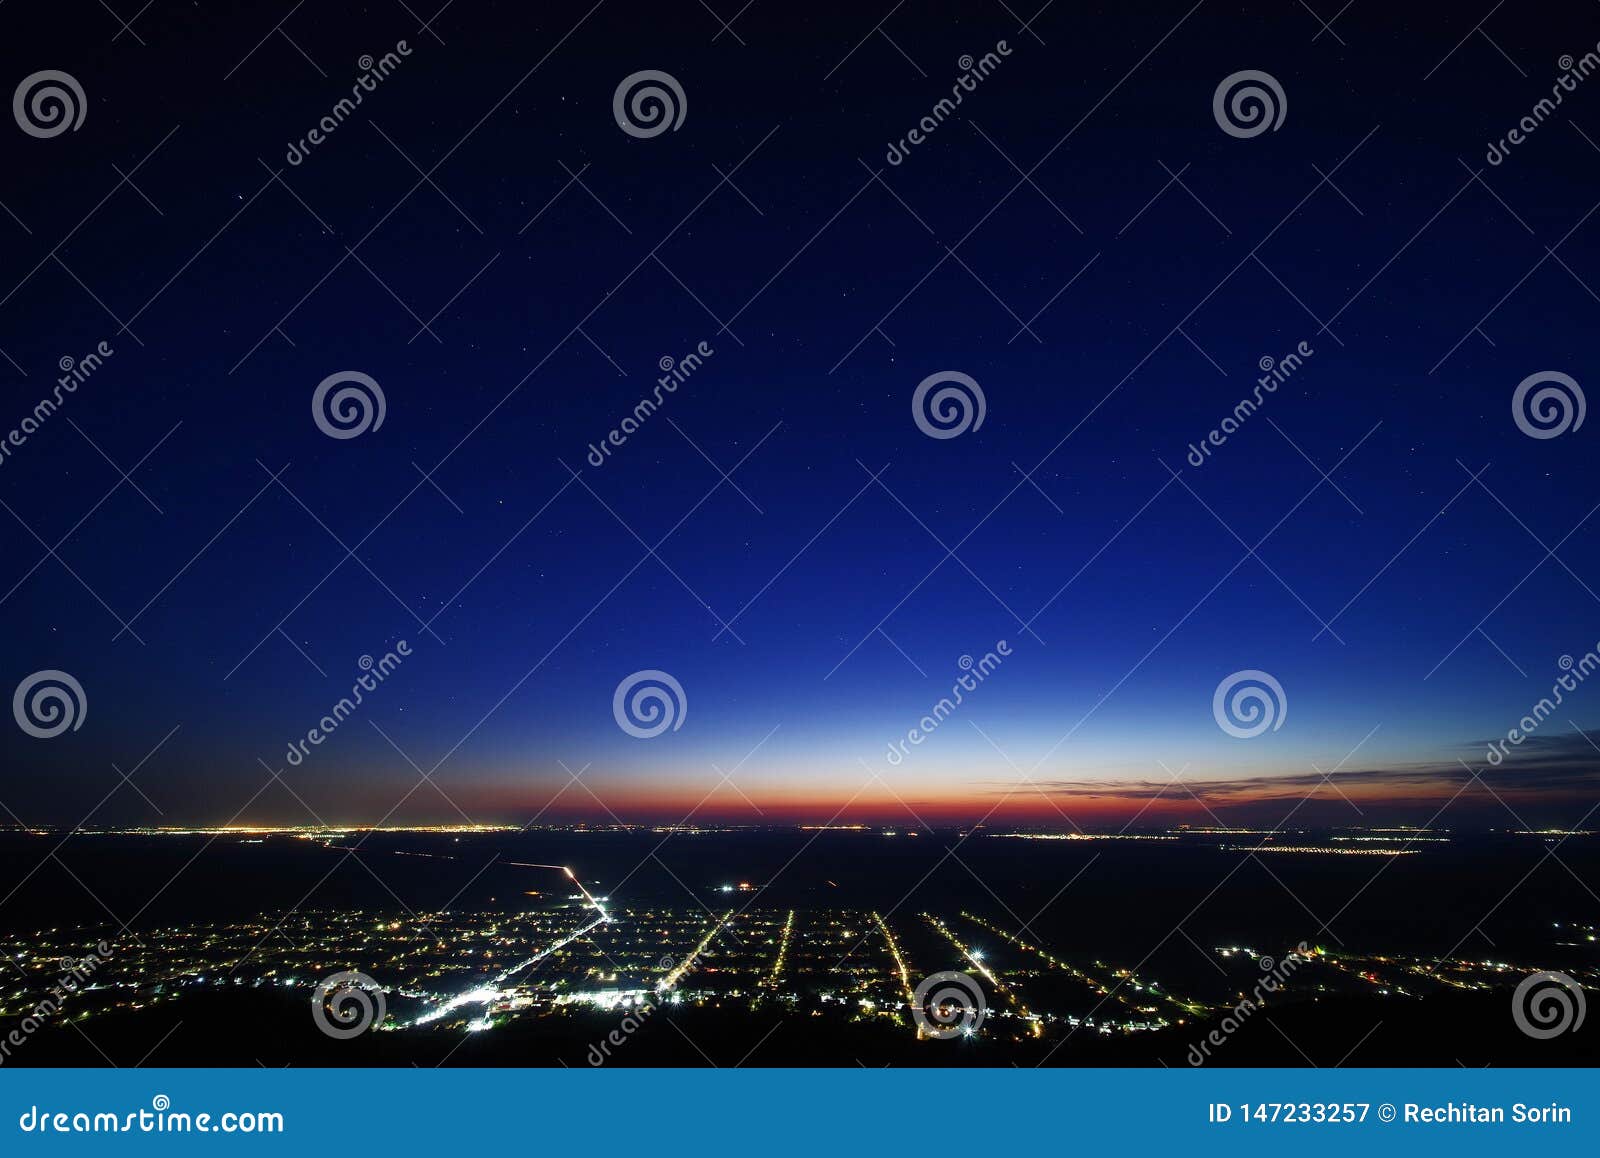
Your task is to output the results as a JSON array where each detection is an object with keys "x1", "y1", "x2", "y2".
[{"x1": 2, "y1": 2, "x2": 1600, "y2": 828}]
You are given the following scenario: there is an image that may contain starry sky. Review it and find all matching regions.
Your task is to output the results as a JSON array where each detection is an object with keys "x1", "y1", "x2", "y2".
[{"x1": 2, "y1": 1, "x2": 1600, "y2": 829}]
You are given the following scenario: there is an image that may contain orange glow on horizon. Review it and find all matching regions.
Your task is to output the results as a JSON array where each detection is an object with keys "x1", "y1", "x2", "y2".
[{"x1": 411, "y1": 771, "x2": 1586, "y2": 828}]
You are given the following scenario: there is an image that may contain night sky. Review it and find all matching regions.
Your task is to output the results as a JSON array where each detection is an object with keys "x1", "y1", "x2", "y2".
[{"x1": 3, "y1": 1, "x2": 1600, "y2": 828}]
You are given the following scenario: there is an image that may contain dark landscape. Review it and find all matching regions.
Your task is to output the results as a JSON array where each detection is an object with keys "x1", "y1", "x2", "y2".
[{"x1": 2, "y1": 827, "x2": 1594, "y2": 1066}]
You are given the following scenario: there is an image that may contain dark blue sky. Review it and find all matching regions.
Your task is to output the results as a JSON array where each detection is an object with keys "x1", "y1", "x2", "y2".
[{"x1": 2, "y1": 0, "x2": 1600, "y2": 827}]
